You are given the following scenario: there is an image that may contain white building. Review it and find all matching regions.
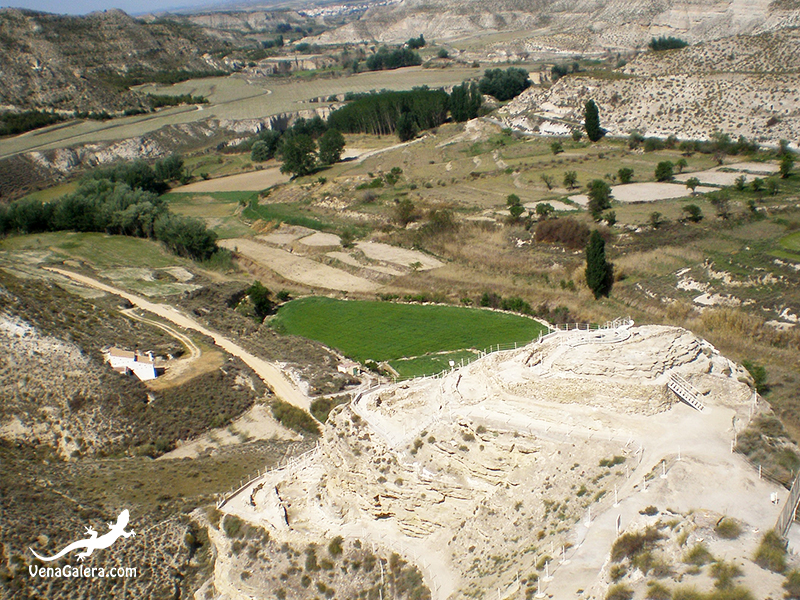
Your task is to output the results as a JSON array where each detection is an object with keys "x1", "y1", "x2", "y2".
[{"x1": 105, "y1": 348, "x2": 161, "y2": 381}]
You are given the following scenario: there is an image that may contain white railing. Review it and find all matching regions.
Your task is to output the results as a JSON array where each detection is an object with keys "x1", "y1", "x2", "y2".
[
  {"x1": 216, "y1": 442, "x2": 320, "y2": 509},
  {"x1": 667, "y1": 373, "x2": 706, "y2": 412}
]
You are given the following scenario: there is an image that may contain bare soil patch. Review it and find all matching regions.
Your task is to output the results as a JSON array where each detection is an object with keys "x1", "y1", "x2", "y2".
[
  {"x1": 355, "y1": 241, "x2": 444, "y2": 270},
  {"x1": 221, "y1": 238, "x2": 381, "y2": 293},
  {"x1": 173, "y1": 167, "x2": 289, "y2": 193}
]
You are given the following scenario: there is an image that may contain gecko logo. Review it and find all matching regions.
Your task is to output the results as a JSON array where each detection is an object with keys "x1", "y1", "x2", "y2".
[{"x1": 29, "y1": 510, "x2": 137, "y2": 579}]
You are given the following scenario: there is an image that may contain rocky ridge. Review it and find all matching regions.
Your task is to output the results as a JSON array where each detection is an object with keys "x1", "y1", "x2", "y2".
[
  {"x1": 0, "y1": 8, "x2": 228, "y2": 112},
  {"x1": 214, "y1": 324, "x2": 768, "y2": 599},
  {"x1": 499, "y1": 29, "x2": 800, "y2": 146},
  {"x1": 312, "y1": 0, "x2": 800, "y2": 49}
]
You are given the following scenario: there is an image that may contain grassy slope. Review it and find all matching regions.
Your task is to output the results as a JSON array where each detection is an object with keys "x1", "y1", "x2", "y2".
[{"x1": 270, "y1": 297, "x2": 548, "y2": 363}]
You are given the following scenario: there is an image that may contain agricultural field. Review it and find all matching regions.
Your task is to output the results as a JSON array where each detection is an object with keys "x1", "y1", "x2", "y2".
[
  {"x1": 269, "y1": 296, "x2": 549, "y2": 376},
  {"x1": 0, "y1": 65, "x2": 481, "y2": 158},
  {"x1": 163, "y1": 192, "x2": 255, "y2": 239}
]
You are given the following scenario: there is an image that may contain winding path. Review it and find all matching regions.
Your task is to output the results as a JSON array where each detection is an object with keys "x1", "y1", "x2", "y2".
[{"x1": 45, "y1": 267, "x2": 310, "y2": 410}]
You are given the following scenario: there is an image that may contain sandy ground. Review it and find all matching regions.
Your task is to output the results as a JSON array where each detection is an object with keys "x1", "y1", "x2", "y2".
[
  {"x1": 43, "y1": 267, "x2": 311, "y2": 409},
  {"x1": 161, "y1": 404, "x2": 299, "y2": 460},
  {"x1": 172, "y1": 167, "x2": 290, "y2": 193},
  {"x1": 327, "y1": 251, "x2": 405, "y2": 276},
  {"x1": 523, "y1": 199, "x2": 577, "y2": 211},
  {"x1": 220, "y1": 238, "x2": 381, "y2": 293},
  {"x1": 296, "y1": 232, "x2": 341, "y2": 247},
  {"x1": 570, "y1": 182, "x2": 716, "y2": 206},
  {"x1": 257, "y1": 225, "x2": 317, "y2": 247},
  {"x1": 355, "y1": 241, "x2": 444, "y2": 270}
]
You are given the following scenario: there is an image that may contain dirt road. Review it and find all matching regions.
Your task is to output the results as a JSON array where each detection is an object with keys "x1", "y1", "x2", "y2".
[{"x1": 45, "y1": 267, "x2": 311, "y2": 410}]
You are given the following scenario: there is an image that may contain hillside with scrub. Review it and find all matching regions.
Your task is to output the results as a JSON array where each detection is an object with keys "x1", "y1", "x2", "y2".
[{"x1": 3, "y1": 3, "x2": 800, "y2": 600}]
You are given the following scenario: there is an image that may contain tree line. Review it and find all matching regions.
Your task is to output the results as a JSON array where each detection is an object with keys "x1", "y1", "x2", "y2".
[
  {"x1": 365, "y1": 47, "x2": 422, "y2": 71},
  {"x1": 0, "y1": 157, "x2": 220, "y2": 261}
]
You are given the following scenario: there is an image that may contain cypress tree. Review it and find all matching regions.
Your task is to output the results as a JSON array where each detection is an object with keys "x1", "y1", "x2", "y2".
[
  {"x1": 585, "y1": 230, "x2": 613, "y2": 298},
  {"x1": 584, "y1": 99, "x2": 603, "y2": 142}
]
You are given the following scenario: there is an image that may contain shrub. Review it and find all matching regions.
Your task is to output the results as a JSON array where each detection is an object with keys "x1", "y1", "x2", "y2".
[
  {"x1": 683, "y1": 542, "x2": 713, "y2": 566},
  {"x1": 223, "y1": 515, "x2": 244, "y2": 538},
  {"x1": 535, "y1": 218, "x2": 590, "y2": 249},
  {"x1": 714, "y1": 517, "x2": 742, "y2": 540},
  {"x1": 605, "y1": 583, "x2": 633, "y2": 600},
  {"x1": 328, "y1": 536, "x2": 344, "y2": 557},
  {"x1": 742, "y1": 360, "x2": 768, "y2": 393},
  {"x1": 611, "y1": 527, "x2": 662, "y2": 562},
  {"x1": 310, "y1": 396, "x2": 348, "y2": 423},
  {"x1": 784, "y1": 569, "x2": 800, "y2": 599},
  {"x1": 754, "y1": 530, "x2": 786, "y2": 573},
  {"x1": 682, "y1": 204, "x2": 703, "y2": 222},
  {"x1": 271, "y1": 400, "x2": 320, "y2": 435},
  {"x1": 711, "y1": 560, "x2": 742, "y2": 589},
  {"x1": 646, "y1": 581, "x2": 671, "y2": 600}
]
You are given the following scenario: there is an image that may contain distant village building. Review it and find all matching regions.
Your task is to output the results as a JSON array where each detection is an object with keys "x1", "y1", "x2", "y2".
[{"x1": 105, "y1": 347, "x2": 163, "y2": 381}]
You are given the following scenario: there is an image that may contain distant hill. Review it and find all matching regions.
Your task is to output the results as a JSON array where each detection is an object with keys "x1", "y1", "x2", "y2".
[
  {"x1": 499, "y1": 29, "x2": 800, "y2": 146},
  {"x1": 0, "y1": 8, "x2": 230, "y2": 113},
  {"x1": 312, "y1": 0, "x2": 800, "y2": 49}
]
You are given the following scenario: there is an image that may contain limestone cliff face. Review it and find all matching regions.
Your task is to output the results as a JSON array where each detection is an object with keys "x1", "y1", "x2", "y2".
[
  {"x1": 0, "y1": 8, "x2": 227, "y2": 112},
  {"x1": 313, "y1": 0, "x2": 800, "y2": 48}
]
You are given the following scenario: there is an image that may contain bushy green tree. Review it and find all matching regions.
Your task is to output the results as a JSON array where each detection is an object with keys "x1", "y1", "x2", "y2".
[
  {"x1": 279, "y1": 133, "x2": 317, "y2": 177},
  {"x1": 396, "y1": 113, "x2": 418, "y2": 142},
  {"x1": 617, "y1": 167, "x2": 634, "y2": 184},
  {"x1": 318, "y1": 129, "x2": 346, "y2": 165},
  {"x1": 154, "y1": 154, "x2": 184, "y2": 181},
  {"x1": 685, "y1": 177, "x2": 700, "y2": 193},
  {"x1": 682, "y1": 204, "x2": 703, "y2": 222},
  {"x1": 246, "y1": 281, "x2": 274, "y2": 320},
  {"x1": 507, "y1": 193, "x2": 524, "y2": 221},
  {"x1": 407, "y1": 34, "x2": 426, "y2": 49},
  {"x1": 449, "y1": 81, "x2": 482, "y2": 122},
  {"x1": 654, "y1": 161, "x2": 674, "y2": 181},
  {"x1": 536, "y1": 203, "x2": 554, "y2": 220},
  {"x1": 563, "y1": 170, "x2": 578, "y2": 189},
  {"x1": 584, "y1": 100, "x2": 603, "y2": 142},
  {"x1": 250, "y1": 130, "x2": 283, "y2": 162},
  {"x1": 585, "y1": 230, "x2": 613, "y2": 299},
  {"x1": 154, "y1": 213, "x2": 218, "y2": 260},
  {"x1": 587, "y1": 179, "x2": 612, "y2": 219},
  {"x1": 780, "y1": 153, "x2": 795, "y2": 178},
  {"x1": 478, "y1": 68, "x2": 531, "y2": 101}
]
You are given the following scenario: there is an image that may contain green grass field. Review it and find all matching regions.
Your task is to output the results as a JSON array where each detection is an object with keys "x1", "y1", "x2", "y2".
[
  {"x1": 0, "y1": 232, "x2": 188, "y2": 269},
  {"x1": 780, "y1": 231, "x2": 800, "y2": 254},
  {"x1": 270, "y1": 297, "x2": 548, "y2": 371},
  {"x1": 163, "y1": 192, "x2": 255, "y2": 239}
]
